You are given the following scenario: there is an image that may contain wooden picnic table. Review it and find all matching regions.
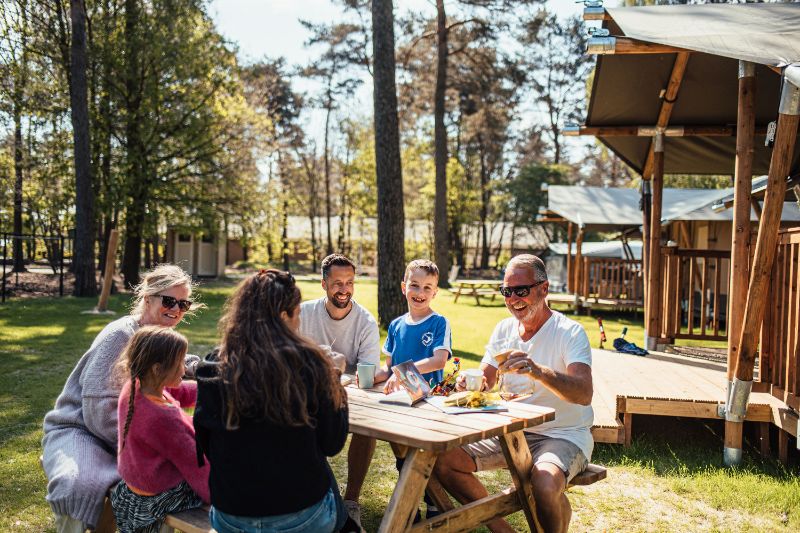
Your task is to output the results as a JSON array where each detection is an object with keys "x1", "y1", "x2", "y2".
[
  {"x1": 346, "y1": 385, "x2": 555, "y2": 533},
  {"x1": 452, "y1": 279, "x2": 503, "y2": 306}
]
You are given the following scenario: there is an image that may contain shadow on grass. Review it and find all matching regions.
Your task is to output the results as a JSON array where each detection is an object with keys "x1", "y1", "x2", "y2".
[{"x1": 594, "y1": 415, "x2": 797, "y2": 480}]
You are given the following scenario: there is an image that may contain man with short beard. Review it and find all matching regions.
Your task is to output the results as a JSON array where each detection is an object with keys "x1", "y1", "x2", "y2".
[
  {"x1": 433, "y1": 254, "x2": 593, "y2": 533},
  {"x1": 299, "y1": 254, "x2": 382, "y2": 529}
]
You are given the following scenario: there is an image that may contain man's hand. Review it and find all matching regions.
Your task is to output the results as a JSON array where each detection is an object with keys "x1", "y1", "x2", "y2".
[
  {"x1": 330, "y1": 352, "x2": 347, "y2": 374},
  {"x1": 499, "y1": 351, "x2": 540, "y2": 379},
  {"x1": 373, "y1": 367, "x2": 390, "y2": 385}
]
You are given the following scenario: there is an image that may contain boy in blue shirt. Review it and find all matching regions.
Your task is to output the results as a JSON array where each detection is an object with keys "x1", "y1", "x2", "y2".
[
  {"x1": 378, "y1": 259, "x2": 452, "y2": 521},
  {"x1": 378, "y1": 259, "x2": 453, "y2": 391}
]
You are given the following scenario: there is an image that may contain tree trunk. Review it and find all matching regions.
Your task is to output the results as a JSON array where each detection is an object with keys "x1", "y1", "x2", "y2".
[
  {"x1": 70, "y1": 0, "x2": 97, "y2": 296},
  {"x1": 433, "y1": 0, "x2": 450, "y2": 286},
  {"x1": 372, "y1": 0, "x2": 406, "y2": 327},
  {"x1": 12, "y1": 105, "x2": 25, "y2": 272},
  {"x1": 282, "y1": 198, "x2": 290, "y2": 271},
  {"x1": 478, "y1": 137, "x2": 490, "y2": 269},
  {"x1": 121, "y1": 0, "x2": 146, "y2": 288},
  {"x1": 324, "y1": 86, "x2": 334, "y2": 256}
]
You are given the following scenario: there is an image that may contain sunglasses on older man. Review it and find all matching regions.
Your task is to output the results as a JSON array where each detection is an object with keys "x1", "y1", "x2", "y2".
[
  {"x1": 498, "y1": 280, "x2": 546, "y2": 298},
  {"x1": 155, "y1": 294, "x2": 193, "y2": 312}
]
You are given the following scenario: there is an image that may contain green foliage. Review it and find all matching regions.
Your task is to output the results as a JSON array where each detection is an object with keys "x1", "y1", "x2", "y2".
[{"x1": 506, "y1": 162, "x2": 570, "y2": 229}]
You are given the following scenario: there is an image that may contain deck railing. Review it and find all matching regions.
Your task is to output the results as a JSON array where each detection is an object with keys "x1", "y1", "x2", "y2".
[
  {"x1": 658, "y1": 247, "x2": 730, "y2": 342},
  {"x1": 580, "y1": 257, "x2": 643, "y2": 302},
  {"x1": 760, "y1": 228, "x2": 800, "y2": 411}
]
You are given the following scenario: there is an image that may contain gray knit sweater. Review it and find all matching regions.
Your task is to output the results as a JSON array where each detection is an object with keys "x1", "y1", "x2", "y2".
[{"x1": 41, "y1": 316, "x2": 200, "y2": 528}]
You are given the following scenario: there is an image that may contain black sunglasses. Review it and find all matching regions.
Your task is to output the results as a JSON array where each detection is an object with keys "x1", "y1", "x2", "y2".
[
  {"x1": 155, "y1": 294, "x2": 192, "y2": 312},
  {"x1": 499, "y1": 280, "x2": 547, "y2": 298}
]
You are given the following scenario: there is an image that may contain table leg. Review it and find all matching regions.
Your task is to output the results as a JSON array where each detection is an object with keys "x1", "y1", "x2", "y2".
[
  {"x1": 472, "y1": 287, "x2": 481, "y2": 306},
  {"x1": 391, "y1": 442, "x2": 453, "y2": 513},
  {"x1": 379, "y1": 448, "x2": 438, "y2": 533},
  {"x1": 499, "y1": 431, "x2": 543, "y2": 533},
  {"x1": 425, "y1": 473, "x2": 455, "y2": 512},
  {"x1": 454, "y1": 285, "x2": 463, "y2": 303}
]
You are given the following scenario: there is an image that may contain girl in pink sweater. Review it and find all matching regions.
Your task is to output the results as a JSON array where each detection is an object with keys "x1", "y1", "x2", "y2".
[{"x1": 110, "y1": 326, "x2": 210, "y2": 533}]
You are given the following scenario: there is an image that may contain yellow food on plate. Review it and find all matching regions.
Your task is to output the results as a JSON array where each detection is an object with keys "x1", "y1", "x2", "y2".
[{"x1": 443, "y1": 391, "x2": 502, "y2": 409}]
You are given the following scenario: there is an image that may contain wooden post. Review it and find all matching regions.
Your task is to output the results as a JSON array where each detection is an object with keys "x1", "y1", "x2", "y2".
[
  {"x1": 646, "y1": 132, "x2": 665, "y2": 350},
  {"x1": 724, "y1": 62, "x2": 756, "y2": 458},
  {"x1": 725, "y1": 75, "x2": 800, "y2": 466},
  {"x1": 641, "y1": 177, "x2": 651, "y2": 322},
  {"x1": 96, "y1": 229, "x2": 118, "y2": 313},
  {"x1": 566, "y1": 222, "x2": 574, "y2": 293},
  {"x1": 574, "y1": 226, "x2": 584, "y2": 309}
]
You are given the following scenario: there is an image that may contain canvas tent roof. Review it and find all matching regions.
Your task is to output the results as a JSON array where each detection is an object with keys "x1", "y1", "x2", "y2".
[
  {"x1": 546, "y1": 185, "x2": 800, "y2": 230},
  {"x1": 586, "y1": 3, "x2": 800, "y2": 176},
  {"x1": 548, "y1": 241, "x2": 643, "y2": 261},
  {"x1": 546, "y1": 185, "x2": 731, "y2": 231}
]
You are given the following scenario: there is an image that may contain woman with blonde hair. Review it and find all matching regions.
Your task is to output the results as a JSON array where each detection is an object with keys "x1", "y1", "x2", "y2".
[
  {"x1": 42, "y1": 264, "x2": 202, "y2": 533},
  {"x1": 194, "y1": 269, "x2": 351, "y2": 533}
]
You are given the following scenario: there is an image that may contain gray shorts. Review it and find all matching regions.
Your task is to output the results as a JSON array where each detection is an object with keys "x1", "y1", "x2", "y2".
[{"x1": 462, "y1": 433, "x2": 588, "y2": 482}]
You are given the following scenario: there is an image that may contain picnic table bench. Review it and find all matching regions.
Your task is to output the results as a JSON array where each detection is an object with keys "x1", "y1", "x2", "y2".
[{"x1": 451, "y1": 279, "x2": 503, "y2": 306}]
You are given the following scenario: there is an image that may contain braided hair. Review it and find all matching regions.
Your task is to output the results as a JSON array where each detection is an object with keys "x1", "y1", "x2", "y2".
[{"x1": 116, "y1": 326, "x2": 188, "y2": 449}]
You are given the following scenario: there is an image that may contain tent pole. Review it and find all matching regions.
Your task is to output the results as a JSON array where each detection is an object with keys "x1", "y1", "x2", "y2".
[
  {"x1": 724, "y1": 61, "x2": 756, "y2": 464},
  {"x1": 574, "y1": 226, "x2": 584, "y2": 310},
  {"x1": 724, "y1": 73, "x2": 800, "y2": 466},
  {"x1": 646, "y1": 132, "x2": 665, "y2": 351},
  {"x1": 566, "y1": 222, "x2": 574, "y2": 294}
]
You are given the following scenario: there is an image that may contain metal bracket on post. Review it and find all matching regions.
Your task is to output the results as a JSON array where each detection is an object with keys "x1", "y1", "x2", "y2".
[
  {"x1": 654, "y1": 130, "x2": 665, "y2": 153},
  {"x1": 779, "y1": 73, "x2": 800, "y2": 116},
  {"x1": 738, "y1": 61, "x2": 755, "y2": 80},
  {"x1": 725, "y1": 378, "x2": 752, "y2": 424}
]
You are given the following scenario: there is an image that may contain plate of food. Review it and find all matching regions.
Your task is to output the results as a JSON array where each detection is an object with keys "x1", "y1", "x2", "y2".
[{"x1": 425, "y1": 391, "x2": 508, "y2": 414}]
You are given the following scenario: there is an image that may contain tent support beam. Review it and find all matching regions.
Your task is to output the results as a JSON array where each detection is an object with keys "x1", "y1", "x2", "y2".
[
  {"x1": 566, "y1": 222, "x2": 574, "y2": 294},
  {"x1": 643, "y1": 53, "x2": 691, "y2": 179},
  {"x1": 724, "y1": 62, "x2": 756, "y2": 465},
  {"x1": 646, "y1": 133, "x2": 665, "y2": 351},
  {"x1": 724, "y1": 75, "x2": 800, "y2": 466},
  {"x1": 563, "y1": 125, "x2": 772, "y2": 137},
  {"x1": 587, "y1": 36, "x2": 691, "y2": 56},
  {"x1": 574, "y1": 226, "x2": 584, "y2": 308}
]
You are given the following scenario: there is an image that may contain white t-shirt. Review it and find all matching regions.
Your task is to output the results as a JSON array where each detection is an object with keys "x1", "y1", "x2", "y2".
[
  {"x1": 299, "y1": 297, "x2": 381, "y2": 372},
  {"x1": 481, "y1": 310, "x2": 594, "y2": 460}
]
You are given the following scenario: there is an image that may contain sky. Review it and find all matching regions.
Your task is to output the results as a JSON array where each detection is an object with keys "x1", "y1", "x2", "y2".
[{"x1": 207, "y1": 0, "x2": 593, "y2": 161}]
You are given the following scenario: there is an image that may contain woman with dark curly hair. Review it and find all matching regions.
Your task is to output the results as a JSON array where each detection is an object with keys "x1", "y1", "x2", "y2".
[{"x1": 194, "y1": 269, "x2": 351, "y2": 533}]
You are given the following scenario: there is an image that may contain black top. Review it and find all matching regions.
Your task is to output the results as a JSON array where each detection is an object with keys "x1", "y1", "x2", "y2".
[{"x1": 194, "y1": 352, "x2": 349, "y2": 517}]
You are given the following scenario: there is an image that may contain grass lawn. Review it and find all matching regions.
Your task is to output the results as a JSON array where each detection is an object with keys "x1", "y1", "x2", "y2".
[{"x1": 1, "y1": 277, "x2": 798, "y2": 531}]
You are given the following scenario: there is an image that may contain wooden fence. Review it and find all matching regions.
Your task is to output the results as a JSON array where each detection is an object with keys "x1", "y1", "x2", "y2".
[
  {"x1": 760, "y1": 228, "x2": 800, "y2": 411},
  {"x1": 580, "y1": 257, "x2": 643, "y2": 302},
  {"x1": 658, "y1": 247, "x2": 730, "y2": 342}
]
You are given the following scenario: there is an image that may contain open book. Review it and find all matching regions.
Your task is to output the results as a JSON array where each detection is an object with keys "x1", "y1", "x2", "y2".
[{"x1": 378, "y1": 361, "x2": 431, "y2": 406}]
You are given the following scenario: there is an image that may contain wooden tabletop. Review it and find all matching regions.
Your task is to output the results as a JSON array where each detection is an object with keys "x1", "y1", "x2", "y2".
[
  {"x1": 346, "y1": 386, "x2": 555, "y2": 452},
  {"x1": 454, "y1": 279, "x2": 503, "y2": 287}
]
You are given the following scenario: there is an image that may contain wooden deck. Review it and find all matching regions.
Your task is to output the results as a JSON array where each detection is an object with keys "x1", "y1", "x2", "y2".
[{"x1": 590, "y1": 349, "x2": 798, "y2": 448}]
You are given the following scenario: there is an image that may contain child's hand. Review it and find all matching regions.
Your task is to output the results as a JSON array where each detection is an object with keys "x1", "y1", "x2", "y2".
[{"x1": 383, "y1": 374, "x2": 401, "y2": 394}]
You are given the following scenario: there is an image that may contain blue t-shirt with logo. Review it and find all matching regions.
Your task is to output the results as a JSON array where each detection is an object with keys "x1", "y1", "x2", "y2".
[{"x1": 383, "y1": 312, "x2": 452, "y2": 386}]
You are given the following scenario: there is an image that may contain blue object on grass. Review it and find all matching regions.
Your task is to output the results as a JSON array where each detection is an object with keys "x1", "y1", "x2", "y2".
[{"x1": 612, "y1": 327, "x2": 648, "y2": 356}]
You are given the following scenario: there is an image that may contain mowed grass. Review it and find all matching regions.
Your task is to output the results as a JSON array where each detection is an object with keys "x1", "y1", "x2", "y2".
[{"x1": 1, "y1": 278, "x2": 798, "y2": 531}]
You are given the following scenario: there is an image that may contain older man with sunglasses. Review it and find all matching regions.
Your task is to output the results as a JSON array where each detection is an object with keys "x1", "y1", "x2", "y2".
[{"x1": 433, "y1": 254, "x2": 593, "y2": 533}]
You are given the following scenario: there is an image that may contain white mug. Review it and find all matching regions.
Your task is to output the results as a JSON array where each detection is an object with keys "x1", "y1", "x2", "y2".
[{"x1": 461, "y1": 369, "x2": 484, "y2": 392}]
